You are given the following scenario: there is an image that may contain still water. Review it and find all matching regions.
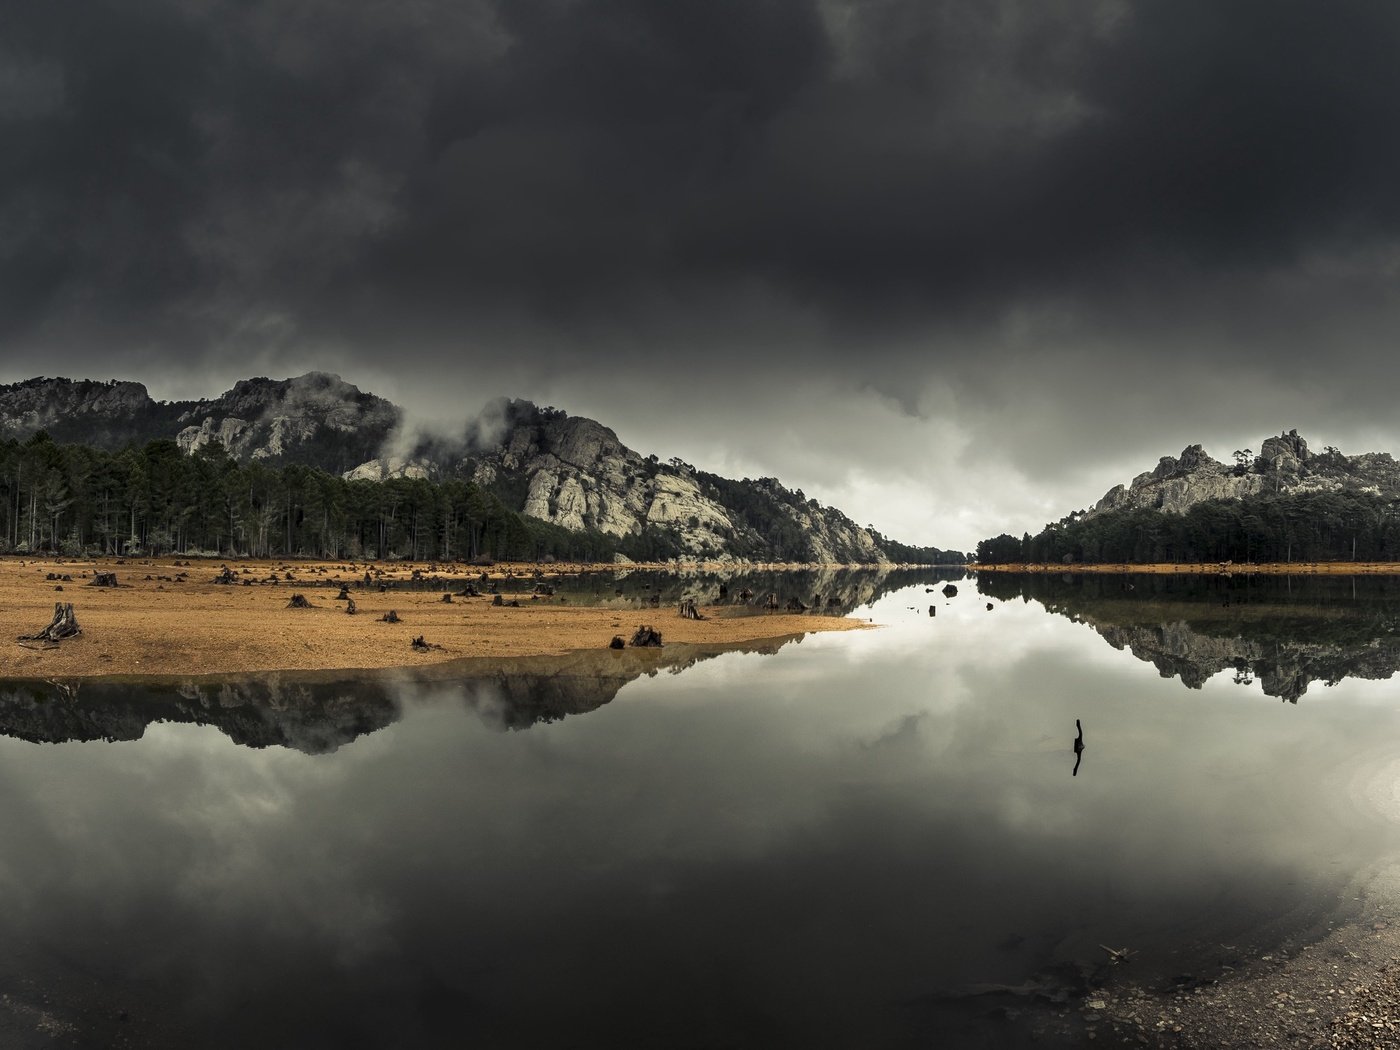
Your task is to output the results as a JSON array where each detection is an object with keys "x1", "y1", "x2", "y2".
[{"x1": 4, "y1": 570, "x2": 1400, "y2": 1047}]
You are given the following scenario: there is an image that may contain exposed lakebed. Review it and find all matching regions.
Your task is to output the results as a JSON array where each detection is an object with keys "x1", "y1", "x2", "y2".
[{"x1": 3, "y1": 570, "x2": 1400, "y2": 1047}]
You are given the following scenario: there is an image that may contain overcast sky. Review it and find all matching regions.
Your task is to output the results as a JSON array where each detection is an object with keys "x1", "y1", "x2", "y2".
[{"x1": 3, "y1": 1, "x2": 1400, "y2": 550}]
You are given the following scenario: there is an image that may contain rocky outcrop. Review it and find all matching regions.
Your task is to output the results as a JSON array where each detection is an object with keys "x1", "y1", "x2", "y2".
[
  {"x1": 1088, "y1": 430, "x2": 1400, "y2": 518},
  {"x1": 448, "y1": 400, "x2": 892, "y2": 561},
  {"x1": 0, "y1": 373, "x2": 400, "y2": 474},
  {"x1": 174, "y1": 372, "x2": 400, "y2": 470}
]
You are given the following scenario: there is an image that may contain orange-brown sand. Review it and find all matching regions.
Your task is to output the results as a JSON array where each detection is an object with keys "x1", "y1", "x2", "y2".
[
  {"x1": 0, "y1": 557, "x2": 868, "y2": 679},
  {"x1": 977, "y1": 561, "x2": 1400, "y2": 575}
]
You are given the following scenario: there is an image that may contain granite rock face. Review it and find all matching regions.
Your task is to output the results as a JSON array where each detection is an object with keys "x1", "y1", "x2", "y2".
[
  {"x1": 0, "y1": 372, "x2": 400, "y2": 474},
  {"x1": 1088, "y1": 430, "x2": 1400, "y2": 518},
  {"x1": 453, "y1": 401, "x2": 888, "y2": 560}
]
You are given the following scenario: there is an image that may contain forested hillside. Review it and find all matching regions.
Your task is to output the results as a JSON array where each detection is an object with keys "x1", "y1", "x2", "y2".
[
  {"x1": 978, "y1": 490, "x2": 1400, "y2": 565},
  {"x1": 0, "y1": 432, "x2": 958, "y2": 563},
  {"x1": 0, "y1": 433, "x2": 651, "y2": 561}
]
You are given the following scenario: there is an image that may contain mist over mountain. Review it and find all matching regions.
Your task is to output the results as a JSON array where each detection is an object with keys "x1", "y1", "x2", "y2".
[{"x1": 0, "y1": 373, "x2": 960, "y2": 564}]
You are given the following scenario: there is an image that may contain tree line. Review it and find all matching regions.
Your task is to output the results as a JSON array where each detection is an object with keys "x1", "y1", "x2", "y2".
[
  {"x1": 977, "y1": 490, "x2": 1400, "y2": 565},
  {"x1": 0, "y1": 433, "x2": 656, "y2": 562}
]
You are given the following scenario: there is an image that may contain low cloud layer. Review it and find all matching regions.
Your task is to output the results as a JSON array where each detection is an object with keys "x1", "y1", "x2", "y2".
[{"x1": 3, "y1": 1, "x2": 1399, "y2": 548}]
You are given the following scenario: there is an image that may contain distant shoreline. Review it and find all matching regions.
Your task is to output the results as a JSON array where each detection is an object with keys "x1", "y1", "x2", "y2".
[
  {"x1": 0, "y1": 556, "x2": 891, "y2": 680},
  {"x1": 974, "y1": 561, "x2": 1400, "y2": 575}
]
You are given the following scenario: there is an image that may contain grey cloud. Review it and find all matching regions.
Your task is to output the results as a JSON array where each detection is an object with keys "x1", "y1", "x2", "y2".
[{"x1": 5, "y1": 0, "x2": 1400, "y2": 549}]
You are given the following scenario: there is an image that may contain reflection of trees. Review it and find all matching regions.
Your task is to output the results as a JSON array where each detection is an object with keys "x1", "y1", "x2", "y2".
[
  {"x1": 0, "y1": 639, "x2": 808, "y2": 753},
  {"x1": 978, "y1": 571, "x2": 1400, "y2": 703},
  {"x1": 550, "y1": 565, "x2": 963, "y2": 617}
]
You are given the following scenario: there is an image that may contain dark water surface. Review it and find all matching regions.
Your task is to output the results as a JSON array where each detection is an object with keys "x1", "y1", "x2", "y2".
[{"x1": 5, "y1": 571, "x2": 1400, "y2": 1047}]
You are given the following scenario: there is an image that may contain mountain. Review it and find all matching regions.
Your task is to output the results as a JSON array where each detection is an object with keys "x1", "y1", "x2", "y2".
[
  {"x1": 1088, "y1": 430, "x2": 1400, "y2": 519},
  {"x1": 0, "y1": 375, "x2": 959, "y2": 563},
  {"x1": 0, "y1": 372, "x2": 400, "y2": 475},
  {"x1": 977, "y1": 429, "x2": 1400, "y2": 565}
]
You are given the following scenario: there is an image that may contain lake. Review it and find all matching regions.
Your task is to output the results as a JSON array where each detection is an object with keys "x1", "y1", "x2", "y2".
[{"x1": 3, "y1": 569, "x2": 1400, "y2": 1047}]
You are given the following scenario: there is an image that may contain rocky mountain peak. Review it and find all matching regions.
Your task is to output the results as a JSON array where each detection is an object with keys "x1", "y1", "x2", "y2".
[{"x1": 1088, "y1": 430, "x2": 1400, "y2": 519}]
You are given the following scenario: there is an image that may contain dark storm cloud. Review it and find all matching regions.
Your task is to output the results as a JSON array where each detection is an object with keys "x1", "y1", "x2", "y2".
[{"x1": 5, "y1": 1, "x2": 1400, "y2": 546}]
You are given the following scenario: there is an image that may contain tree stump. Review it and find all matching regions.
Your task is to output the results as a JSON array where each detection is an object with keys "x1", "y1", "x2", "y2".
[
  {"x1": 492, "y1": 594, "x2": 504, "y2": 607},
  {"x1": 19, "y1": 602, "x2": 81, "y2": 644},
  {"x1": 335, "y1": 587, "x2": 350, "y2": 601},
  {"x1": 345, "y1": 598, "x2": 357, "y2": 615},
  {"x1": 609, "y1": 636, "x2": 626, "y2": 650},
  {"x1": 678, "y1": 598, "x2": 705, "y2": 620},
  {"x1": 629, "y1": 625, "x2": 663, "y2": 647},
  {"x1": 739, "y1": 588, "x2": 754, "y2": 603},
  {"x1": 381, "y1": 610, "x2": 401, "y2": 623},
  {"x1": 718, "y1": 583, "x2": 729, "y2": 600},
  {"x1": 213, "y1": 567, "x2": 236, "y2": 585},
  {"x1": 764, "y1": 593, "x2": 779, "y2": 611},
  {"x1": 88, "y1": 572, "x2": 119, "y2": 588},
  {"x1": 942, "y1": 584, "x2": 958, "y2": 598},
  {"x1": 785, "y1": 597, "x2": 809, "y2": 612},
  {"x1": 286, "y1": 594, "x2": 313, "y2": 609},
  {"x1": 441, "y1": 593, "x2": 453, "y2": 603},
  {"x1": 411, "y1": 635, "x2": 442, "y2": 651},
  {"x1": 928, "y1": 605, "x2": 936, "y2": 617}
]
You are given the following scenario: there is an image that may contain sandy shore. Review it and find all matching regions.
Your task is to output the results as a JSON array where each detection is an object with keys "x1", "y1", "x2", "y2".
[
  {"x1": 977, "y1": 561, "x2": 1400, "y2": 575},
  {"x1": 0, "y1": 557, "x2": 869, "y2": 679}
]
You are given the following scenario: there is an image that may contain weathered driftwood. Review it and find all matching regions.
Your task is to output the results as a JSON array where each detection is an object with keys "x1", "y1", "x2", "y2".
[
  {"x1": 609, "y1": 635, "x2": 626, "y2": 650},
  {"x1": 380, "y1": 610, "x2": 401, "y2": 624},
  {"x1": 678, "y1": 598, "x2": 706, "y2": 620},
  {"x1": 630, "y1": 625, "x2": 663, "y2": 647},
  {"x1": 286, "y1": 594, "x2": 313, "y2": 609},
  {"x1": 19, "y1": 602, "x2": 81, "y2": 644}
]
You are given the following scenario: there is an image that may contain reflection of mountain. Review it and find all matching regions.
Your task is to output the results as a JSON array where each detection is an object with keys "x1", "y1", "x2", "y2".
[
  {"x1": 550, "y1": 565, "x2": 960, "y2": 617},
  {"x1": 0, "y1": 639, "x2": 801, "y2": 753},
  {"x1": 978, "y1": 572, "x2": 1400, "y2": 702}
]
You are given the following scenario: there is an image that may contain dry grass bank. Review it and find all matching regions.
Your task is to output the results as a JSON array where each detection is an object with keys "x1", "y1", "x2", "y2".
[{"x1": 0, "y1": 556, "x2": 869, "y2": 679}]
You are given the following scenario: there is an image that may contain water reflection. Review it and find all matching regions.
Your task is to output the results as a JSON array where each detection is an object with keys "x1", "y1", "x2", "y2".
[
  {"x1": 2, "y1": 574, "x2": 1400, "y2": 1048},
  {"x1": 0, "y1": 568, "x2": 955, "y2": 753},
  {"x1": 978, "y1": 571, "x2": 1400, "y2": 701}
]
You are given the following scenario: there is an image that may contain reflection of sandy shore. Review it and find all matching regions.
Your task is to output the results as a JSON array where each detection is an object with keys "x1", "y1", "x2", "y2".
[
  {"x1": 0, "y1": 557, "x2": 868, "y2": 679},
  {"x1": 978, "y1": 561, "x2": 1400, "y2": 575}
]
